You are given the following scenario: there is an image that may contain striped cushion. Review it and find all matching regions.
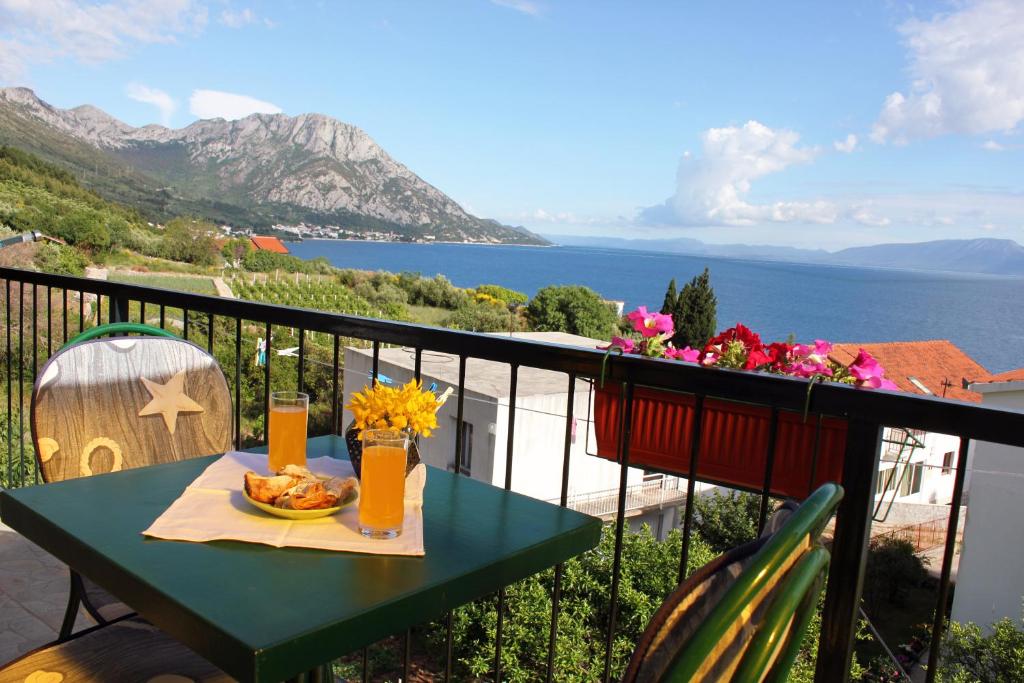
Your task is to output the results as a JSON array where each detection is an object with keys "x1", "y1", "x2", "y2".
[
  {"x1": 622, "y1": 500, "x2": 805, "y2": 683},
  {"x1": 0, "y1": 618, "x2": 233, "y2": 683}
]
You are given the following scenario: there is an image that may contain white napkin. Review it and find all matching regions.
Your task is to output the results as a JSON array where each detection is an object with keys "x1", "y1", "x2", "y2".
[{"x1": 142, "y1": 451, "x2": 425, "y2": 556}]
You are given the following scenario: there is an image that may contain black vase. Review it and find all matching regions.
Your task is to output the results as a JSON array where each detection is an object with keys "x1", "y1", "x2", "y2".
[{"x1": 345, "y1": 423, "x2": 421, "y2": 479}]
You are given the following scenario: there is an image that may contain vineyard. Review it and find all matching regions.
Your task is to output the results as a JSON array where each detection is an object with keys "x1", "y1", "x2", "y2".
[{"x1": 230, "y1": 275, "x2": 384, "y2": 318}]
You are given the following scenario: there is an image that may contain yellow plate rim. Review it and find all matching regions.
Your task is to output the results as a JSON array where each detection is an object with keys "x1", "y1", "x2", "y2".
[{"x1": 241, "y1": 479, "x2": 358, "y2": 520}]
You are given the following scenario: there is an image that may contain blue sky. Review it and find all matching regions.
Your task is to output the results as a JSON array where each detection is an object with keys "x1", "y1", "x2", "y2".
[{"x1": 1, "y1": 0, "x2": 1022, "y2": 250}]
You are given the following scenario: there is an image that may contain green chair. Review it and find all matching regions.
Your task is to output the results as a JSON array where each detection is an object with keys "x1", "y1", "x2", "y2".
[
  {"x1": 622, "y1": 483, "x2": 843, "y2": 683},
  {"x1": 30, "y1": 322, "x2": 232, "y2": 640}
]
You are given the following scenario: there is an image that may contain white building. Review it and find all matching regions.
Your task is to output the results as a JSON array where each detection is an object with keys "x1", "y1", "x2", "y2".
[
  {"x1": 952, "y1": 369, "x2": 1024, "y2": 630},
  {"x1": 342, "y1": 332, "x2": 687, "y2": 538},
  {"x1": 830, "y1": 341, "x2": 988, "y2": 509}
]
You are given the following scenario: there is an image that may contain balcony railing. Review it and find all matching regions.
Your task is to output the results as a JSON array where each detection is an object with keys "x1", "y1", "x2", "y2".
[
  {"x1": 557, "y1": 476, "x2": 685, "y2": 520},
  {"x1": 2, "y1": 266, "x2": 1024, "y2": 682}
]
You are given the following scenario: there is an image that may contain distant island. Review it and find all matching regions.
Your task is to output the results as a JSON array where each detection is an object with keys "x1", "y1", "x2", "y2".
[{"x1": 546, "y1": 235, "x2": 1024, "y2": 277}]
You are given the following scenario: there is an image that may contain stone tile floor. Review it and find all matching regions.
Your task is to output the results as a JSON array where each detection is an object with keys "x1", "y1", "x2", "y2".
[{"x1": 0, "y1": 521, "x2": 94, "y2": 666}]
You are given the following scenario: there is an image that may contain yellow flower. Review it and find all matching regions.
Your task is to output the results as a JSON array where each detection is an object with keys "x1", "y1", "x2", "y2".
[{"x1": 345, "y1": 379, "x2": 441, "y2": 437}]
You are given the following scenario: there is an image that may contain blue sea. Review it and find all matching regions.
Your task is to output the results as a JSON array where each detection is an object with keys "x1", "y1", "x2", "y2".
[{"x1": 289, "y1": 240, "x2": 1024, "y2": 374}]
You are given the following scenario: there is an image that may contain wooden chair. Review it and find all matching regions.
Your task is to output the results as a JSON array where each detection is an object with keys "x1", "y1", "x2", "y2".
[
  {"x1": 622, "y1": 482, "x2": 843, "y2": 683},
  {"x1": 29, "y1": 323, "x2": 232, "y2": 639},
  {"x1": 0, "y1": 616, "x2": 233, "y2": 683}
]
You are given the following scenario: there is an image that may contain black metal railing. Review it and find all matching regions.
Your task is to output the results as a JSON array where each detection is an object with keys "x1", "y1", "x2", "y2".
[{"x1": 3, "y1": 266, "x2": 1024, "y2": 682}]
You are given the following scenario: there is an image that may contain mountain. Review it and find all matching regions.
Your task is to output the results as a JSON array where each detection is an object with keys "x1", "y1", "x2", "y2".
[
  {"x1": 547, "y1": 234, "x2": 832, "y2": 262},
  {"x1": 830, "y1": 239, "x2": 1024, "y2": 276},
  {"x1": 0, "y1": 87, "x2": 546, "y2": 245},
  {"x1": 546, "y1": 234, "x2": 1024, "y2": 276}
]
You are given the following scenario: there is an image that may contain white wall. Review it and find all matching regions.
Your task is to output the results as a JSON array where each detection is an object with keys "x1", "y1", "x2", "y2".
[
  {"x1": 875, "y1": 428, "x2": 963, "y2": 505},
  {"x1": 951, "y1": 386, "x2": 1024, "y2": 630}
]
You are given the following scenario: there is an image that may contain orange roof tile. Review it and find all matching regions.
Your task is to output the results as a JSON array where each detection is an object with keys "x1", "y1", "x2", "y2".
[
  {"x1": 974, "y1": 368, "x2": 1024, "y2": 384},
  {"x1": 250, "y1": 236, "x2": 290, "y2": 254},
  {"x1": 829, "y1": 340, "x2": 987, "y2": 403}
]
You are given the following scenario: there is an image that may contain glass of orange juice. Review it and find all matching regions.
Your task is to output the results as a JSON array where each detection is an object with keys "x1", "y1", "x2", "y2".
[
  {"x1": 268, "y1": 391, "x2": 309, "y2": 472},
  {"x1": 358, "y1": 429, "x2": 409, "y2": 539}
]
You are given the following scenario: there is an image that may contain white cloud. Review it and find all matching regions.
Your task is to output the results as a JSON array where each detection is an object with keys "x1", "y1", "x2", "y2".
[
  {"x1": 0, "y1": 0, "x2": 207, "y2": 81},
  {"x1": 490, "y1": 0, "x2": 541, "y2": 16},
  {"x1": 982, "y1": 140, "x2": 1005, "y2": 151},
  {"x1": 189, "y1": 89, "x2": 282, "y2": 120},
  {"x1": 849, "y1": 206, "x2": 891, "y2": 227},
  {"x1": 834, "y1": 133, "x2": 858, "y2": 153},
  {"x1": 872, "y1": 0, "x2": 1024, "y2": 143},
  {"x1": 219, "y1": 7, "x2": 272, "y2": 28},
  {"x1": 125, "y1": 82, "x2": 176, "y2": 125},
  {"x1": 640, "y1": 120, "x2": 829, "y2": 226}
]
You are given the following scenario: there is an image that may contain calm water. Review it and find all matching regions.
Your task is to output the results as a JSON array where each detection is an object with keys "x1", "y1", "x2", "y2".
[{"x1": 290, "y1": 240, "x2": 1024, "y2": 373}]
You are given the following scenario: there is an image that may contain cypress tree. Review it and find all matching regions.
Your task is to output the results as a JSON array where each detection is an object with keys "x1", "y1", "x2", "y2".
[
  {"x1": 671, "y1": 267, "x2": 717, "y2": 349},
  {"x1": 661, "y1": 278, "x2": 678, "y2": 315}
]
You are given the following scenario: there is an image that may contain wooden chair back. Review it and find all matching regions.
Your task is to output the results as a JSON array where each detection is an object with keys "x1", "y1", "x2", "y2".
[{"x1": 31, "y1": 334, "x2": 232, "y2": 483}]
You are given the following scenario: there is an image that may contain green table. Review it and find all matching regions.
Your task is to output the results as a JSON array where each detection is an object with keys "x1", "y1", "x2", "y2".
[{"x1": 0, "y1": 435, "x2": 600, "y2": 682}]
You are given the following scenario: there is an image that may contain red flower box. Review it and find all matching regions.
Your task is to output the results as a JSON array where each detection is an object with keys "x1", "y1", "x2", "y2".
[{"x1": 593, "y1": 383, "x2": 847, "y2": 499}]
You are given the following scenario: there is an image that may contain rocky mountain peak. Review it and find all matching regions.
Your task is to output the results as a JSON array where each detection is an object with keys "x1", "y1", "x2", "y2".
[{"x1": 0, "y1": 87, "x2": 546, "y2": 244}]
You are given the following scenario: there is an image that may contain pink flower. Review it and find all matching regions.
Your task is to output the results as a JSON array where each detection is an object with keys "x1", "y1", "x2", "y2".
[
  {"x1": 599, "y1": 336, "x2": 636, "y2": 354},
  {"x1": 849, "y1": 349, "x2": 898, "y2": 390},
  {"x1": 665, "y1": 345, "x2": 702, "y2": 362},
  {"x1": 701, "y1": 353, "x2": 720, "y2": 367},
  {"x1": 626, "y1": 306, "x2": 674, "y2": 339}
]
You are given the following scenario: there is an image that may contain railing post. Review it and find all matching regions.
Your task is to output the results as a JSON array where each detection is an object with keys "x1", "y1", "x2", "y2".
[
  {"x1": 816, "y1": 417, "x2": 882, "y2": 682},
  {"x1": 110, "y1": 294, "x2": 129, "y2": 324}
]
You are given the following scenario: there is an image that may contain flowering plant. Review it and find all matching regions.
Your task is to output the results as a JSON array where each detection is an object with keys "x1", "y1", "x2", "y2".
[
  {"x1": 346, "y1": 379, "x2": 442, "y2": 436},
  {"x1": 603, "y1": 308, "x2": 898, "y2": 390}
]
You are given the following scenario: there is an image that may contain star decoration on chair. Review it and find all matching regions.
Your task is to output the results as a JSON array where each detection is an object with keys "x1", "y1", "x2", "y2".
[{"x1": 138, "y1": 370, "x2": 205, "y2": 435}]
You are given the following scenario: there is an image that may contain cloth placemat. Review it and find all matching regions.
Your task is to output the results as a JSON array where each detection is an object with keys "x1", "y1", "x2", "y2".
[{"x1": 142, "y1": 451, "x2": 425, "y2": 556}]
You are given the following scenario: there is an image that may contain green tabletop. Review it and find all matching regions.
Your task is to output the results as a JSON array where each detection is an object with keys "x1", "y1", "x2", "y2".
[{"x1": 0, "y1": 435, "x2": 601, "y2": 682}]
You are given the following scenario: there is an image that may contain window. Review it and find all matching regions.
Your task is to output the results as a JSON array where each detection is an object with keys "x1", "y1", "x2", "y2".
[
  {"x1": 942, "y1": 451, "x2": 954, "y2": 475},
  {"x1": 899, "y1": 464, "x2": 924, "y2": 497},
  {"x1": 877, "y1": 467, "x2": 899, "y2": 496}
]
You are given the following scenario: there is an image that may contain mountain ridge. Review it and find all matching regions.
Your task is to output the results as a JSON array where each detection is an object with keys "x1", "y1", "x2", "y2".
[
  {"x1": 0, "y1": 87, "x2": 546, "y2": 244},
  {"x1": 546, "y1": 234, "x2": 1024, "y2": 276}
]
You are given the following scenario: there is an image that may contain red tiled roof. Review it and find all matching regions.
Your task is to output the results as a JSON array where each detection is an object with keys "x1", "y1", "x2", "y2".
[
  {"x1": 829, "y1": 340, "x2": 987, "y2": 403},
  {"x1": 974, "y1": 368, "x2": 1024, "y2": 384},
  {"x1": 249, "y1": 236, "x2": 290, "y2": 254}
]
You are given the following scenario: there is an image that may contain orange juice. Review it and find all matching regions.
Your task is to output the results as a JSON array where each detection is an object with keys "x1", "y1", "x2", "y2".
[
  {"x1": 268, "y1": 405, "x2": 308, "y2": 472},
  {"x1": 359, "y1": 445, "x2": 407, "y2": 535}
]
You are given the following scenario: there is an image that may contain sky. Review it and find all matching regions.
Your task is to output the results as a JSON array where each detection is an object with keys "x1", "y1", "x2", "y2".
[{"x1": 1, "y1": 0, "x2": 1023, "y2": 250}]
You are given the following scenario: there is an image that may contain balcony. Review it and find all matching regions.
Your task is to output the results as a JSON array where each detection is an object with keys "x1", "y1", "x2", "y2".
[{"x1": 2, "y1": 266, "x2": 1024, "y2": 682}]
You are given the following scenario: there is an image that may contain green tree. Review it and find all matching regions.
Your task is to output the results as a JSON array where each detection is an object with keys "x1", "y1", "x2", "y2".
[
  {"x1": 418, "y1": 523, "x2": 716, "y2": 682},
  {"x1": 692, "y1": 490, "x2": 763, "y2": 554},
  {"x1": 58, "y1": 209, "x2": 110, "y2": 254},
  {"x1": 160, "y1": 217, "x2": 218, "y2": 266},
  {"x1": 221, "y1": 237, "x2": 252, "y2": 263},
  {"x1": 671, "y1": 268, "x2": 717, "y2": 349},
  {"x1": 862, "y1": 536, "x2": 929, "y2": 616},
  {"x1": 526, "y1": 285, "x2": 618, "y2": 339},
  {"x1": 661, "y1": 278, "x2": 678, "y2": 316},
  {"x1": 939, "y1": 613, "x2": 1024, "y2": 682}
]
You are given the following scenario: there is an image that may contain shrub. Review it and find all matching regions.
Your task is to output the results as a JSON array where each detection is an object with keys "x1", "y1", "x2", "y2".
[
  {"x1": 939, "y1": 613, "x2": 1024, "y2": 682},
  {"x1": 526, "y1": 285, "x2": 618, "y2": 339},
  {"x1": 692, "y1": 489, "x2": 763, "y2": 554},
  {"x1": 443, "y1": 301, "x2": 526, "y2": 332},
  {"x1": 34, "y1": 242, "x2": 88, "y2": 276},
  {"x1": 475, "y1": 284, "x2": 528, "y2": 307},
  {"x1": 863, "y1": 536, "x2": 929, "y2": 615}
]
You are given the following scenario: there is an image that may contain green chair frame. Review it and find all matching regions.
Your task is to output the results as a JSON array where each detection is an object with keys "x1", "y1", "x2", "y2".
[{"x1": 664, "y1": 482, "x2": 843, "y2": 682}]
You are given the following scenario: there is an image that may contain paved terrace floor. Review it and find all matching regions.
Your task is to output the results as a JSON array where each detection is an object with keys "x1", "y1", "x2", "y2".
[{"x1": 0, "y1": 521, "x2": 96, "y2": 665}]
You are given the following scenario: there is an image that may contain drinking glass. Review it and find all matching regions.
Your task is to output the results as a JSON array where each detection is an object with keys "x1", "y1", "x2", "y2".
[
  {"x1": 358, "y1": 429, "x2": 409, "y2": 539},
  {"x1": 268, "y1": 391, "x2": 309, "y2": 472}
]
